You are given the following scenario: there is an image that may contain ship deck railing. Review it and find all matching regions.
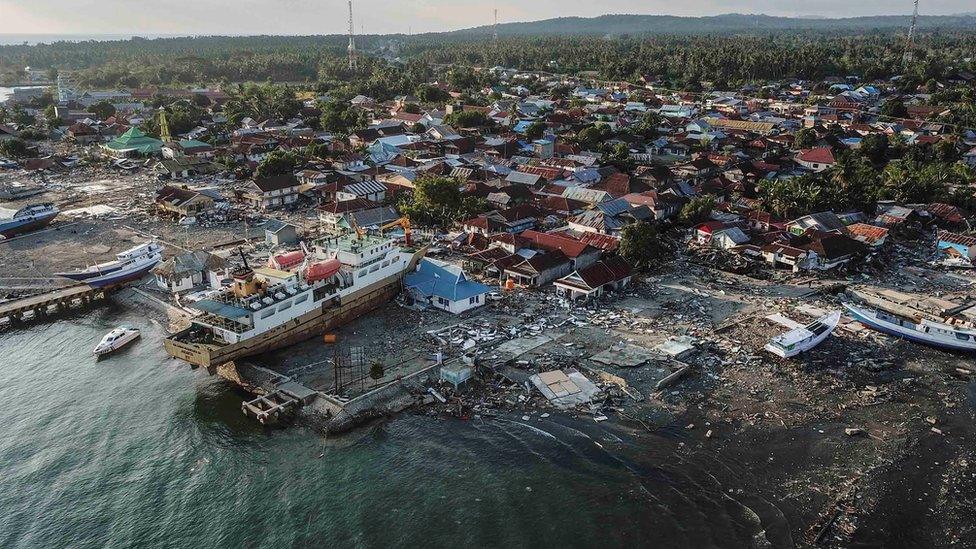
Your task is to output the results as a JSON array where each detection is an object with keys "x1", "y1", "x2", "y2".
[{"x1": 197, "y1": 313, "x2": 249, "y2": 334}]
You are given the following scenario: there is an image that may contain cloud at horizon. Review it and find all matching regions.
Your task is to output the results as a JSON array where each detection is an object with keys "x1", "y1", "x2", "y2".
[{"x1": 0, "y1": 0, "x2": 972, "y2": 36}]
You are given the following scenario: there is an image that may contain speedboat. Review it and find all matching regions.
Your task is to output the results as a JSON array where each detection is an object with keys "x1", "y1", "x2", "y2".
[
  {"x1": 765, "y1": 311, "x2": 841, "y2": 358},
  {"x1": 93, "y1": 326, "x2": 141, "y2": 357}
]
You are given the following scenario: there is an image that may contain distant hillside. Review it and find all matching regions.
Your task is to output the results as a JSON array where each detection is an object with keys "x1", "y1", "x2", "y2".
[{"x1": 447, "y1": 13, "x2": 976, "y2": 37}]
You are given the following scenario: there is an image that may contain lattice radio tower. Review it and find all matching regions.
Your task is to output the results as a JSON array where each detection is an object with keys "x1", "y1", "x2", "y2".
[
  {"x1": 493, "y1": 9, "x2": 499, "y2": 42},
  {"x1": 347, "y1": 1, "x2": 358, "y2": 71},
  {"x1": 904, "y1": 0, "x2": 920, "y2": 64}
]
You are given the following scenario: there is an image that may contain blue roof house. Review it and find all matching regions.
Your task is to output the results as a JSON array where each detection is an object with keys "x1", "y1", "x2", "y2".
[
  {"x1": 404, "y1": 259, "x2": 491, "y2": 314},
  {"x1": 512, "y1": 120, "x2": 534, "y2": 134}
]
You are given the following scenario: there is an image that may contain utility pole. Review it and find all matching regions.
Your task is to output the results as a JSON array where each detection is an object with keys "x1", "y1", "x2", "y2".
[
  {"x1": 904, "y1": 0, "x2": 920, "y2": 65},
  {"x1": 347, "y1": 0, "x2": 358, "y2": 71}
]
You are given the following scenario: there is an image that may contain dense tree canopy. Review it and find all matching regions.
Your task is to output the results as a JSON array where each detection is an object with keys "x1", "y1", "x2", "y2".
[
  {"x1": 319, "y1": 100, "x2": 367, "y2": 135},
  {"x1": 443, "y1": 110, "x2": 493, "y2": 129},
  {"x1": 399, "y1": 175, "x2": 486, "y2": 227},
  {"x1": 619, "y1": 221, "x2": 671, "y2": 272},
  {"x1": 760, "y1": 142, "x2": 976, "y2": 218},
  {"x1": 222, "y1": 83, "x2": 301, "y2": 125},
  {"x1": 4, "y1": 31, "x2": 972, "y2": 92},
  {"x1": 255, "y1": 151, "x2": 302, "y2": 179}
]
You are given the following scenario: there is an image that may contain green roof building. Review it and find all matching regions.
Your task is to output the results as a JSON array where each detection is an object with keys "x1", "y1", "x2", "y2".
[{"x1": 102, "y1": 127, "x2": 164, "y2": 157}]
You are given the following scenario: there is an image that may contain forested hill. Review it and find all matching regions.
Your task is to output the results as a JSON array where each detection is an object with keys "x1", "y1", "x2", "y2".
[{"x1": 446, "y1": 13, "x2": 976, "y2": 37}]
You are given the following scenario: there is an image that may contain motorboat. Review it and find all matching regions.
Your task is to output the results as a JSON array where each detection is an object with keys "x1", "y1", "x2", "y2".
[
  {"x1": 93, "y1": 326, "x2": 141, "y2": 357},
  {"x1": 765, "y1": 311, "x2": 841, "y2": 358}
]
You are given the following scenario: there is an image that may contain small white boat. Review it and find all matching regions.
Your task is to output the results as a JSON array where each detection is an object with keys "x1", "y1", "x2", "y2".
[
  {"x1": 93, "y1": 327, "x2": 141, "y2": 357},
  {"x1": 765, "y1": 311, "x2": 841, "y2": 358}
]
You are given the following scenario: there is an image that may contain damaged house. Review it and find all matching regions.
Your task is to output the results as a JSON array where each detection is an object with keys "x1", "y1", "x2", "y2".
[
  {"x1": 503, "y1": 249, "x2": 573, "y2": 287},
  {"x1": 404, "y1": 258, "x2": 491, "y2": 314},
  {"x1": 155, "y1": 185, "x2": 216, "y2": 219},
  {"x1": 152, "y1": 251, "x2": 227, "y2": 293},
  {"x1": 554, "y1": 255, "x2": 633, "y2": 301}
]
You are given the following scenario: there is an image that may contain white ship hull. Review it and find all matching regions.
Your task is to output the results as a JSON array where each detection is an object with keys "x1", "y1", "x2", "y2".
[{"x1": 844, "y1": 302, "x2": 976, "y2": 352}]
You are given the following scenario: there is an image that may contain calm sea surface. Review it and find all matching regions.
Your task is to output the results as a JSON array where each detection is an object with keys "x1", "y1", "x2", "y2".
[{"x1": 0, "y1": 305, "x2": 776, "y2": 548}]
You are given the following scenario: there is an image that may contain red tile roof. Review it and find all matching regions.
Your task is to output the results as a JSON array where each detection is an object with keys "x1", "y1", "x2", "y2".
[
  {"x1": 521, "y1": 230, "x2": 594, "y2": 259},
  {"x1": 938, "y1": 230, "x2": 976, "y2": 248},
  {"x1": 558, "y1": 256, "x2": 632, "y2": 290},
  {"x1": 846, "y1": 223, "x2": 889, "y2": 246},
  {"x1": 517, "y1": 164, "x2": 565, "y2": 180},
  {"x1": 926, "y1": 202, "x2": 967, "y2": 224},
  {"x1": 796, "y1": 147, "x2": 836, "y2": 165},
  {"x1": 575, "y1": 231, "x2": 620, "y2": 251}
]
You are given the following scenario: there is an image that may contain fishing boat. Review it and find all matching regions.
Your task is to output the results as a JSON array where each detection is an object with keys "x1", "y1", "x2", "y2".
[
  {"x1": 56, "y1": 241, "x2": 163, "y2": 288},
  {"x1": 843, "y1": 302, "x2": 976, "y2": 352},
  {"x1": 0, "y1": 203, "x2": 59, "y2": 238},
  {"x1": 765, "y1": 311, "x2": 841, "y2": 358},
  {"x1": 93, "y1": 326, "x2": 141, "y2": 357}
]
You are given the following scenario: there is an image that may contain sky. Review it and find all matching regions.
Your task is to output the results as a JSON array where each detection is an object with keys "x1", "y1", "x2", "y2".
[{"x1": 0, "y1": 0, "x2": 973, "y2": 36}]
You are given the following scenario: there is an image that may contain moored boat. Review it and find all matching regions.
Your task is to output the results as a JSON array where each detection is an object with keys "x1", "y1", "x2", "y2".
[
  {"x1": 765, "y1": 311, "x2": 841, "y2": 358},
  {"x1": 93, "y1": 326, "x2": 141, "y2": 357},
  {"x1": 0, "y1": 203, "x2": 59, "y2": 238},
  {"x1": 843, "y1": 302, "x2": 976, "y2": 352}
]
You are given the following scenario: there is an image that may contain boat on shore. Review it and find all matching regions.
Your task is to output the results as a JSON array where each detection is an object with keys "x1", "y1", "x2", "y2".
[
  {"x1": 93, "y1": 326, "x2": 141, "y2": 357},
  {"x1": 844, "y1": 302, "x2": 976, "y2": 352},
  {"x1": 57, "y1": 241, "x2": 163, "y2": 288},
  {"x1": 0, "y1": 203, "x2": 59, "y2": 239},
  {"x1": 165, "y1": 232, "x2": 427, "y2": 371},
  {"x1": 765, "y1": 310, "x2": 841, "y2": 358}
]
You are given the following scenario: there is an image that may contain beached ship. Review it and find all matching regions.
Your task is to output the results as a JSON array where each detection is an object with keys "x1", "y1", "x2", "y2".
[
  {"x1": 0, "y1": 203, "x2": 59, "y2": 238},
  {"x1": 765, "y1": 311, "x2": 840, "y2": 358},
  {"x1": 164, "y1": 232, "x2": 427, "y2": 370},
  {"x1": 844, "y1": 302, "x2": 976, "y2": 352},
  {"x1": 845, "y1": 287, "x2": 976, "y2": 352},
  {"x1": 56, "y1": 241, "x2": 163, "y2": 288}
]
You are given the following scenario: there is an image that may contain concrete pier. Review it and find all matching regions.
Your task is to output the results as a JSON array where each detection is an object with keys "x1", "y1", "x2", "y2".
[{"x1": 0, "y1": 284, "x2": 109, "y2": 327}]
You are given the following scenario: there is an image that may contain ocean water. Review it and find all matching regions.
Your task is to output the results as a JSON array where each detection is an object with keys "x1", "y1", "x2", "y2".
[{"x1": 0, "y1": 305, "x2": 778, "y2": 548}]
